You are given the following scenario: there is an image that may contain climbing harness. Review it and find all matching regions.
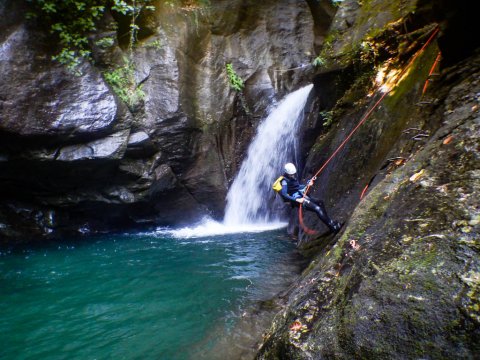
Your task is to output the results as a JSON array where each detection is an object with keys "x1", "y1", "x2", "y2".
[{"x1": 299, "y1": 26, "x2": 440, "y2": 235}]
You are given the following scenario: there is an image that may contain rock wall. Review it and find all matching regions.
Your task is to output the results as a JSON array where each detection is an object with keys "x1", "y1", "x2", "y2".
[
  {"x1": 0, "y1": 0, "x2": 328, "y2": 242},
  {"x1": 256, "y1": 0, "x2": 480, "y2": 358}
]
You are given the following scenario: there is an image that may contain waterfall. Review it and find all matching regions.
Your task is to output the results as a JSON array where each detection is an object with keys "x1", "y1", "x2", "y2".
[
  {"x1": 157, "y1": 84, "x2": 313, "y2": 238},
  {"x1": 223, "y1": 84, "x2": 313, "y2": 225}
]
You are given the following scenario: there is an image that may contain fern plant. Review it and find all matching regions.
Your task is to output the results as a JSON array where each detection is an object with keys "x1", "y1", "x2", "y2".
[{"x1": 225, "y1": 63, "x2": 244, "y2": 92}]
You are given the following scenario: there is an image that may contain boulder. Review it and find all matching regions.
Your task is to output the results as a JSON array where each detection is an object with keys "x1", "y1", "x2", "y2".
[
  {"x1": 0, "y1": 25, "x2": 118, "y2": 139},
  {"x1": 125, "y1": 131, "x2": 156, "y2": 157},
  {"x1": 56, "y1": 130, "x2": 130, "y2": 161}
]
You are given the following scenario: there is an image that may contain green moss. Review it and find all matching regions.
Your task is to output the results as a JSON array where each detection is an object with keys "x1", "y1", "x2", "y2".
[
  {"x1": 332, "y1": 243, "x2": 344, "y2": 260},
  {"x1": 461, "y1": 271, "x2": 480, "y2": 323},
  {"x1": 337, "y1": 67, "x2": 376, "y2": 106},
  {"x1": 365, "y1": 26, "x2": 386, "y2": 40},
  {"x1": 355, "y1": 0, "x2": 418, "y2": 37},
  {"x1": 323, "y1": 30, "x2": 340, "y2": 52},
  {"x1": 383, "y1": 43, "x2": 440, "y2": 109},
  {"x1": 103, "y1": 57, "x2": 144, "y2": 109},
  {"x1": 316, "y1": 0, "x2": 422, "y2": 74},
  {"x1": 144, "y1": 39, "x2": 162, "y2": 50},
  {"x1": 315, "y1": 30, "x2": 339, "y2": 66}
]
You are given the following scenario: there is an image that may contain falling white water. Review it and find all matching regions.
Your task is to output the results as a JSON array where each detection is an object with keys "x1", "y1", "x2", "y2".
[
  {"x1": 157, "y1": 84, "x2": 313, "y2": 238},
  {"x1": 224, "y1": 84, "x2": 313, "y2": 225}
]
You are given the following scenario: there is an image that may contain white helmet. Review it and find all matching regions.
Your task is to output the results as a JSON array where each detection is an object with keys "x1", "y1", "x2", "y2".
[{"x1": 284, "y1": 163, "x2": 297, "y2": 175}]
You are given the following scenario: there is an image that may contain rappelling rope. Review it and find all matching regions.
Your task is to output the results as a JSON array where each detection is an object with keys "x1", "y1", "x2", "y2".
[
  {"x1": 298, "y1": 26, "x2": 440, "y2": 236},
  {"x1": 273, "y1": 64, "x2": 310, "y2": 72},
  {"x1": 422, "y1": 51, "x2": 442, "y2": 96}
]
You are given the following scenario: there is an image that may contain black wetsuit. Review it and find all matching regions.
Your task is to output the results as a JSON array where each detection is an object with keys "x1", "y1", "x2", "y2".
[{"x1": 279, "y1": 174, "x2": 339, "y2": 232}]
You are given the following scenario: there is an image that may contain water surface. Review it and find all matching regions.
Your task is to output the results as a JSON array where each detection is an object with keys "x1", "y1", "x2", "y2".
[{"x1": 0, "y1": 229, "x2": 302, "y2": 360}]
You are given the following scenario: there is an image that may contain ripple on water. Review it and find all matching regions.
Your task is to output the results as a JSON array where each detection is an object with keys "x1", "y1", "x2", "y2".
[{"x1": 0, "y1": 228, "x2": 303, "y2": 360}]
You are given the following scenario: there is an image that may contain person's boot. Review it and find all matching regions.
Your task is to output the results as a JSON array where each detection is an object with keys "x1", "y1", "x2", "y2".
[{"x1": 328, "y1": 220, "x2": 342, "y2": 234}]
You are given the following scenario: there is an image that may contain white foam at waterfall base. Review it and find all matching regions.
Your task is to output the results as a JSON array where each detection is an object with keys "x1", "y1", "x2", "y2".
[
  {"x1": 156, "y1": 217, "x2": 287, "y2": 239},
  {"x1": 159, "y1": 84, "x2": 313, "y2": 238}
]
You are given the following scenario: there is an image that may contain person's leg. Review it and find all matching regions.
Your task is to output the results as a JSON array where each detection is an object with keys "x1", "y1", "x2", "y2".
[{"x1": 303, "y1": 197, "x2": 342, "y2": 233}]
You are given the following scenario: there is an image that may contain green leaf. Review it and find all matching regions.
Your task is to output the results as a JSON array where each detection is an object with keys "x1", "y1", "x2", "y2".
[
  {"x1": 312, "y1": 56, "x2": 326, "y2": 67},
  {"x1": 226, "y1": 63, "x2": 244, "y2": 92},
  {"x1": 25, "y1": 11, "x2": 38, "y2": 19},
  {"x1": 42, "y1": 2, "x2": 56, "y2": 13},
  {"x1": 75, "y1": 2, "x2": 85, "y2": 11},
  {"x1": 51, "y1": 23, "x2": 64, "y2": 32}
]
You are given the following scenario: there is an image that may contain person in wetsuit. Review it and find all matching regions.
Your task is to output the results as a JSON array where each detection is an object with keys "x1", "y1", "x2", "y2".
[{"x1": 279, "y1": 163, "x2": 342, "y2": 233}]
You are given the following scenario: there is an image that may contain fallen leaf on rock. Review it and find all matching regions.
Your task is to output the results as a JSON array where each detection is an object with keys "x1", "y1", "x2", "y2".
[
  {"x1": 443, "y1": 135, "x2": 454, "y2": 145},
  {"x1": 290, "y1": 321, "x2": 303, "y2": 332},
  {"x1": 349, "y1": 239, "x2": 361, "y2": 250},
  {"x1": 410, "y1": 169, "x2": 425, "y2": 182}
]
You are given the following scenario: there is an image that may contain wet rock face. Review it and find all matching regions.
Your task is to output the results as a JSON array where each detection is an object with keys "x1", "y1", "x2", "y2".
[
  {"x1": 255, "y1": 0, "x2": 480, "y2": 354},
  {"x1": 0, "y1": 26, "x2": 117, "y2": 138},
  {"x1": 0, "y1": 0, "x2": 319, "y2": 241},
  {"x1": 257, "y1": 50, "x2": 480, "y2": 360}
]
